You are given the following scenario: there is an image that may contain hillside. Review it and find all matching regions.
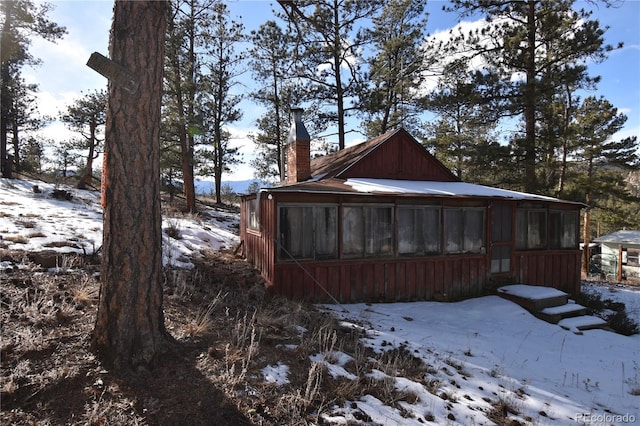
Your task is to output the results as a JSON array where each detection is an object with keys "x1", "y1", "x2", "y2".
[{"x1": 1, "y1": 177, "x2": 639, "y2": 425}]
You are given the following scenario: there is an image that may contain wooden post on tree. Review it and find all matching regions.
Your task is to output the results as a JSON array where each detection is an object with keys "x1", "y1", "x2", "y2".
[{"x1": 91, "y1": 0, "x2": 170, "y2": 372}]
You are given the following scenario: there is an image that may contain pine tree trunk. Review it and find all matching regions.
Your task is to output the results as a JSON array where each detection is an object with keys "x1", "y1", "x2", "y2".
[
  {"x1": 77, "y1": 121, "x2": 97, "y2": 189},
  {"x1": 582, "y1": 208, "x2": 591, "y2": 277},
  {"x1": 0, "y1": 2, "x2": 12, "y2": 178},
  {"x1": 92, "y1": 0, "x2": 170, "y2": 372},
  {"x1": 522, "y1": 0, "x2": 537, "y2": 193}
]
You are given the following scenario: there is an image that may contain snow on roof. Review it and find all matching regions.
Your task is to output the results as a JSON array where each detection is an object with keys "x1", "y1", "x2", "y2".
[
  {"x1": 594, "y1": 230, "x2": 640, "y2": 245},
  {"x1": 344, "y1": 178, "x2": 564, "y2": 202}
]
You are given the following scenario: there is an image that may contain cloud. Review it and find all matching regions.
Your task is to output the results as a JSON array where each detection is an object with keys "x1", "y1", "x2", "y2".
[{"x1": 420, "y1": 18, "x2": 496, "y2": 94}]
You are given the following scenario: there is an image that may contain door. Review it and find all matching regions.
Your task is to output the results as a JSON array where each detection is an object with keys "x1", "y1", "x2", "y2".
[{"x1": 490, "y1": 203, "x2": 513, "y2": 274}]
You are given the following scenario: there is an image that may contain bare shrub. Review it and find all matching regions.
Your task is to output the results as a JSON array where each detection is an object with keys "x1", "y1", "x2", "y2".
[{"x1": 183, "y1": 291, "x2": 224, "y2": 337}]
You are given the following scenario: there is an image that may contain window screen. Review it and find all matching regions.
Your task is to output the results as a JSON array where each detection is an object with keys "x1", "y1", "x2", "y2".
[
  {"x1": 343, "y1": 205, "x2": 393, "y2": 257},
  {"x1": 516, "y1": 209, "x2": 547, "y2": 250},
  {"x1": 444, "y1": 208, "x2": 485, "y2": 254},
  {"x1": 549, "y1": 210, "x2": 578, "y2": 249},
  {"x1": 279, "y1": 205, "x2": 337, "y2": 260},
  {"x1": 398, "y1": 206, "x2": 441, "y2": 255}
]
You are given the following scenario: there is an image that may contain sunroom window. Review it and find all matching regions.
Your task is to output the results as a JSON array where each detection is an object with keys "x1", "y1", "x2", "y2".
[
  {"x1": 279, "y1": 205, "x2": 337, "y2": 260},
  {"x1": 443, "y1": 208, "x2": 485, "y2": 254},
  {"x1": 248, "y1": 197, "x2": 259, "y2": 231},
  {"x1": 549, "y1": 210, "x2": 578, "y2": 249},
  {"x1": 343, "y1": 205, "x2": 393, "y2": 257},
  {"x1": 398, "y1": 206, "x2": 441, "y2": 255},
  {"x1": 516, "y1": 209, "x2": 547, "y2": 250}
]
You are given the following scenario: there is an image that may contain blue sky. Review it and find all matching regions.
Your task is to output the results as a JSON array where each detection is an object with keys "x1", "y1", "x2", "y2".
[{"x1": 24, "y1": 0, "x2": 640, "y2": 181}]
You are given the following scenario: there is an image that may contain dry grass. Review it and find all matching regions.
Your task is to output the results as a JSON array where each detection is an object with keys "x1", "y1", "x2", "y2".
[
  {"x1": 3, "y1": 235, "x2": 28, "y2": 244},
  {"x1": 1, "y1": 249, "x2": 442, "y2": 425}
]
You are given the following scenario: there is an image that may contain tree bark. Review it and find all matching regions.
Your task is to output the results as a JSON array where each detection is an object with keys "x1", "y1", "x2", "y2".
[
  {"x1": 582, "y1": 207, "x2": 590, "y2": 277},
  {"x1": 77, "y1": 120, "x2": 97, "y2": 189},
  {"x1": 92, "y1": 0, "x2": 170, "y2": 372},
  {"x1": 522, "y1": 0, "x2": 537, "y2": 193},
  {"x1": 0, "y1": 2, "x2": 12, "y2": 178}
]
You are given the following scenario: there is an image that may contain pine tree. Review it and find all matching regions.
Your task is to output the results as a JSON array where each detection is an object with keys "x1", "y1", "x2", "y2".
[
  {"x1": 1, "y1": 0, "x2": 66, "y2": 177},
  {"x1": 163, "y1": 0, "x2": 218, "y2": 212},
  {"x1": 60, "y1": 89, "x2": 107, "y2": 189},
  {"x1": 248, "y1": 20, "x2": 298, "y2": 183},
  {"x1": 425, "y1": 58, "x2": 506, "y2": 183},
  {"x1": 278, "y1": 0, "x2": 382, "y2": 149},
  {"x1": 92, "y1": 0, "x2": 170, "y2": 372},
  {"x1": 5, "y1": 71, "x2": 46, "y2": 173},
  {"x1": 197, "y1": 1, "x2": 245, "y2": 204},
  {"x1": 445, "y1": 0, "x2": 616, "y2": 193},
  {"x1": 360, "y1": 0, "x2": 429, "y2": 137},
  {"x1": 564, "y1": 96, "x2": 639, "y2": 274}
]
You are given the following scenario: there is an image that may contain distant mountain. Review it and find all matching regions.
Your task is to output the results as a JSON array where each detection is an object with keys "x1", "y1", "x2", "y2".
[{"x1": 194, "y1": 179, "x2": 263, "y2": 195}]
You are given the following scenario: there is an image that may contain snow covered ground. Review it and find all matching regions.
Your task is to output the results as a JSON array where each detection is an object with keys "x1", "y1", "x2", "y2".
[
  {"x1": 319, "y1": 293, "x2": 639, "y2": 425},
  {"x1": 1, "y1": 177, "x2": 639, "y2": 425},
  {"x1": 0, "y1": 177, "x2": 239, "y2": 269}
]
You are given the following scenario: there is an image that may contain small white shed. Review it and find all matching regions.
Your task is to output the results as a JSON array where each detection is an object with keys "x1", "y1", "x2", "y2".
[{"x1": 594, "y1": 230, "x2": 640, "y2": 281}]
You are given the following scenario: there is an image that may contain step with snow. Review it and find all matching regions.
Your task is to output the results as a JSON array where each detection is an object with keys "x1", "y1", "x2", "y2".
[{"x1": 497, "y1": 284, "x2": 607, "y2": 333}]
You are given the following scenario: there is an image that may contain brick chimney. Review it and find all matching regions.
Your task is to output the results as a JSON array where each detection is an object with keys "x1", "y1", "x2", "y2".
[{"x1": 285, "y1": 107, "x2": 311, "y2": 184}]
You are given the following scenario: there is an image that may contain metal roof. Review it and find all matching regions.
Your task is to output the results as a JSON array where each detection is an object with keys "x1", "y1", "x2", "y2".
[{"x1": 594, "y1": 230, "x2": 640, "y2": 245}]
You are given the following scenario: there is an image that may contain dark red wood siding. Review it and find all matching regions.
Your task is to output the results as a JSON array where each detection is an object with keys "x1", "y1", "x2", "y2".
[
  {"x1": 514, "y1": 250, "x2": 581, "y2": 296},
  {"x1": 267, "y1": 255, "x2": 487, "y2": 303},
  {"x1": 241, "y1": 194, "x2": 277, "y2": 285},
  {"x1": 263, "y1": 250, "x2": 581, "y2": 303},
  {"x1": 339, "y1": 133, "x2": 457, "y2": 181}
]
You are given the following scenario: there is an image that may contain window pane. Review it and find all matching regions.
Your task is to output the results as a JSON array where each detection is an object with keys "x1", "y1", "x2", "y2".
[
  {"x1": 315, "y1": 207, "x2": 337, "y2": 258},
  {"x1": 464, "y1": 209, "x2": 484, "y2": 253},
  {"x1": 280, "y1": 207, "x2": 313, "y2": 259},
  {"x1": 515, "y1": 210, "x2": 527, "y2": 249},
  {"x1": 367, "y1": 207, "x2": 393, "y2": 255},
  {"x1": 561, "y1": 211, "x2": 577, "y2": 248},
  {"x1": 248, "y1": 198, "x2": 259, "y2": 230},
  {"x1": 398, "y1": 208, "x2": 418, "y2": 254},
  {"x1": 491, "y1": 246, "x2": 511, "y2": 273},
  {"x1": 423, "y1": 208, "x2": 441, "y2": 253},
  {"x1": 528, "y1": 211, "x2": 546, "y2": 249},
  {"x1": 445, "y1": 209, "x2": 463, "y2": 253},
  {"x1": 491, "y1": 204, "x2": 512, "y2": 242},
  {"x1": 549, "y1": 212, "x2": 562, "y2": 248},
  {"x1": 343, "y1": 207, "x2": 364, "y2": 256}
]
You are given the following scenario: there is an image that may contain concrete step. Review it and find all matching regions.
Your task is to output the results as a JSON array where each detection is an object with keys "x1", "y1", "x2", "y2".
[
  {"x1": 537, "y1": 303, "x2": 588, "y2": 324},
  {"x1": 497, "y1": 284, "x2": 569, "y2": 311},
  {"x1": 497, "y1": 284, "x2": 608, "y2": 333},
  {"x1": 558, "y1": 315, "x2": 609, "y2": 335}
]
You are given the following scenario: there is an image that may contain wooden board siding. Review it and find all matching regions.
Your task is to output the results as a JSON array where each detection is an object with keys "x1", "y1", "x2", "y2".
[
  {"x1": 514, "y1": 251, "x2": 581, "y2": 296},
  {"x1": 339, "y1": 132, "x2": 457, "y2": 181},
  {"x1": 268, "y1": 256, "x2": 487, "y2": 303},
  {"x1": 241, "y1": 195, "x2": 278, "y2": 285}
]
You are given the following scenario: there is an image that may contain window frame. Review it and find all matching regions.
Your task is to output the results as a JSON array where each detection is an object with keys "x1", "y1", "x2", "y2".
[{"x1": 625, "y1": 248, "x2": 640, "y2": 266}]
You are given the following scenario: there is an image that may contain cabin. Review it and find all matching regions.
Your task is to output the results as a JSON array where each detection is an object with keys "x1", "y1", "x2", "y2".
[
  {"x1": 593, "y1": 230, "x2": 640, "y2": 281},
  {"x1": 240, "y1": 109, "x2": 585, "y2": 303}
]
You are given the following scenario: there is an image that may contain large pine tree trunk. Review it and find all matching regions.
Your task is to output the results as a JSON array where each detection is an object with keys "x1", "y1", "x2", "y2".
[{"x1": 92, "y1": 0, "x2": 170, "y2": 372}]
